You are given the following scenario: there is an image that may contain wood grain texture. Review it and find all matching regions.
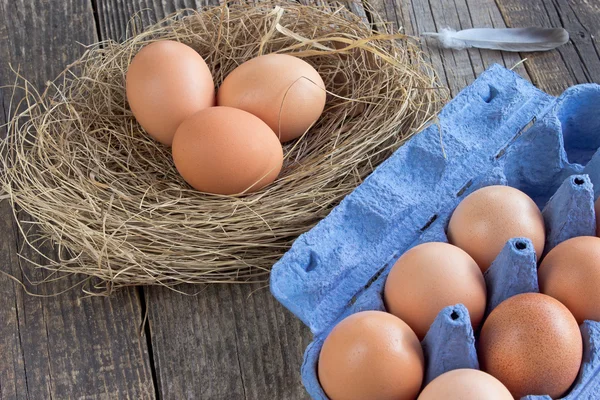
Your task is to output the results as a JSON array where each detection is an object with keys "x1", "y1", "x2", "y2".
[
  {"x1": 0, "y1": 1, "x2": 155, "y2": 399},
  {"x1": 0, "y1": 203, "x2": 28, "y2": 400},
  {"x1": 96, "y1": 0, "x2": 368, "y2": 42},
  {"x1": 496, "y1": 0, "x2": 600, "y2": 95},
  {"x1": 146, "y1": 284, "x2": 311, "y2": 399},
  {"x1": 368, "y1": 0, "x2": 528, "y2": 96},
  {"x1": 95, "y1": 0, "x2": 220, "y2": 42}
]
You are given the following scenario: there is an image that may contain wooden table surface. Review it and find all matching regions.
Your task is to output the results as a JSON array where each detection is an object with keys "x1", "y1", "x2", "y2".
[{"x1": 0, "y1": 0, "x2": 598, "y2": 399}]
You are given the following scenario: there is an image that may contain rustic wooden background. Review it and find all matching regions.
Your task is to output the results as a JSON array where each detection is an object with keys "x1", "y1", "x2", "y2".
[{"x1": 0, "y1": 0, "x2": 598, "y2": 399}]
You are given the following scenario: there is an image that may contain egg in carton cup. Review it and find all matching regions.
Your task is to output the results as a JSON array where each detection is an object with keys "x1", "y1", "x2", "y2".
[{"x1": 271, "y1": 64, "x2": 600, "y2": 399}]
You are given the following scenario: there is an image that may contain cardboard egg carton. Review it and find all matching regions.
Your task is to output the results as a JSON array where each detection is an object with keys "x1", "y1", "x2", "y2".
[{"x1": 270, "y1": 64, "x2": 600, "y2": 399}]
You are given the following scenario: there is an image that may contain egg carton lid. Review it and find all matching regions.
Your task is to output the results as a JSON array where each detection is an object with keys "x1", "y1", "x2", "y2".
[{"x1": 270, "y1": 64, "x2": 559, "y2": 336}]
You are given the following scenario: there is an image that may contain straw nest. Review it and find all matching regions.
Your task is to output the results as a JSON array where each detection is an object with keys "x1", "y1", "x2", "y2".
[{"x1": 1, "y1": 1, "x2": 444, "y2": 294}]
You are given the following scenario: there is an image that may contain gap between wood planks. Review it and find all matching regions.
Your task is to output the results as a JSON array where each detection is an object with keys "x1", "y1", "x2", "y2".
[
  {"x1": 137, "y1": 286, "x2": 161, "y2": 400},
  {"x1": 89, "y1": 0, "x2": 104, "y2": 46},
  {"x1": 87, "y1": 0, "x2": 162, "y2": 397},
  {"x1": 2, "y1": 1, "x2": 153, "y2": 397}
]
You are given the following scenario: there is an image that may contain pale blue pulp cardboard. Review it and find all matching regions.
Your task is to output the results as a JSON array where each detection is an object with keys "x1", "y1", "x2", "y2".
[{"x1": 270, "y1": 64, "x2": 600, "y2": 399}]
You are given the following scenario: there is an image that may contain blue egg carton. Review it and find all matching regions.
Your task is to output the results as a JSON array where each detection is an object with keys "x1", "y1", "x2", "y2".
[{"x1": 270, "y1": 64, "x2": 600, "y2": 399}]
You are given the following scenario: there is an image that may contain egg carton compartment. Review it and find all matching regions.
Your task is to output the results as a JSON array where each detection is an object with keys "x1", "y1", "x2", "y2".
[{"x1": 270, "y1": 64, "x2": 600, "y2": 399}]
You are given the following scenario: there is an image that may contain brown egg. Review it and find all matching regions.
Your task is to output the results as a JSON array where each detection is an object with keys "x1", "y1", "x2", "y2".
[
  {"x1": 217, "y1": 54, "x2": 326, "y2": 143},
  {"x1": 539, "y1": 236, "x2": 600, "y2": 324},
  {"x1": 171, "y1": 107, "x2": 283, "y2": 195},
  {"x1": 383, "y1": 242, "x2": 486, "y2": 340},
  {"x1": 126, "y1": 40, "x2": 215, "y2": 145},
  {"x1": 318, "y1": 311, "x2": 424, "y2": 400},
  {"x1": 417, "y1": 369, "x2": 513, "y2": 400},
  {"x1": 479, "y1": 293, "x2": 582, "y2": 399},
  {"x1": 448, "y1": 185, "x2": 545, "y2": 272},
  {"x1": 595, "y1": 197, "x2": 600, "y2": 237}
]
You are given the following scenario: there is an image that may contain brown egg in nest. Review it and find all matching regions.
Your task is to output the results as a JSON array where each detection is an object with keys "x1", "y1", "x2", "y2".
[
  {"x1": 172, "y1": 107, "x2": 283, "y2": 195},
  {"x1": 217, "y1": 53, "x2": 326, "y2": 143},
  {"x1": 126, "y1": 40, "x2": 215, "y2": 146}
]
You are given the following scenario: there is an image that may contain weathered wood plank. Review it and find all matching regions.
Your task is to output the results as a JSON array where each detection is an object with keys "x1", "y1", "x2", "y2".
[
  {"x1": 369, "y1": 0, "x2": 528, "y2": 96},
  {"x1": 96, "y1": 0, "x2": 221, "y2": 41},
  {"x1": 97, "y1": 0, "x2": 369, "y2": 42},
  {"x1": 496, "y1": 0, "x2": 600, "y2": 95},
  {"x1": 0, "y1": 1, "x2": 155, "y2": 398},
  {"x1": 145, "y1": 284, "x2": 311, "y2": 399},
  {"x1": 229, "y1": 284, "x2": 312, "y2": 400},
  {"x1": 0, "y1": 203, "x2": 28, "y2": 400},
  {"x1": 145, "y1": 284, "x2": 246, "y2": 399}
]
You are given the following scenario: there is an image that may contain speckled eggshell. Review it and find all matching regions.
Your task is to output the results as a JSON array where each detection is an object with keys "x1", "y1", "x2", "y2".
[
  {"x1": 417, "y1": 369, "x2": 513, "y2": 400},
  {"x1": 479, "y1": 293, "x2": 582, "y2": 399},
  {"x1": 217, "y1": 54, "x2": 326, "y2": 143},
  {"x1": 448, "y1": 185, "x2": 545, "y2": 272},
  {"x1": 383, "y1": 242, "x2": 486, "y2": 340},
  {"x1": 539, "y1": 236, "x2": 600, "y2": 324},
  {"x1": 318, "y1": 311, "x2": 424, "y2": 400},
  {"x1": 171, "y1": 107, "x2": 283, "y2": 195},
  {"x1": 126, "y1": 40, "x2": 215, "y2": 146}
]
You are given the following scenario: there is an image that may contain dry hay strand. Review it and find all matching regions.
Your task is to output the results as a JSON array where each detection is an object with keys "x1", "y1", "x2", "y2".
[{"x1": 0, "y1": 1, "x2": 445, "y2": 294}]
